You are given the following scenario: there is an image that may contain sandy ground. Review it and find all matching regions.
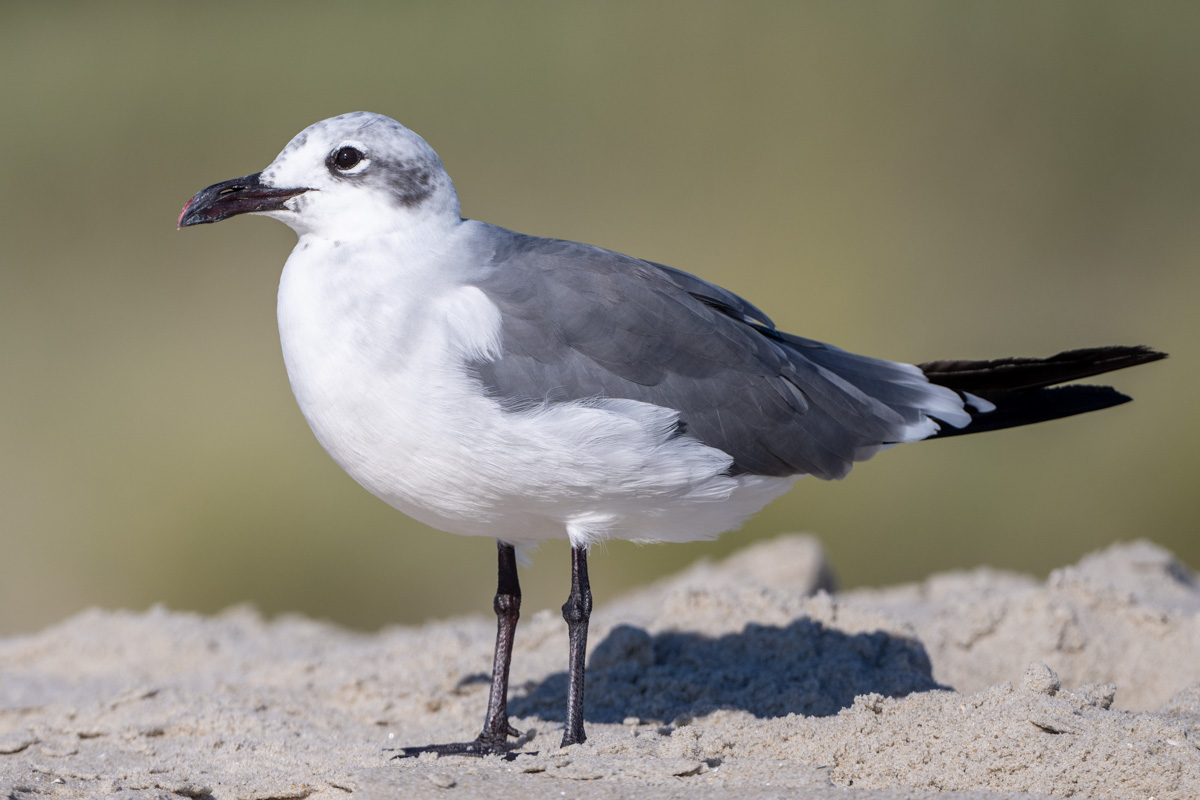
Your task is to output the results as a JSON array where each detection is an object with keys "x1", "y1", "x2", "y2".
[{"x1": 2, "y1": 535, "x2": 1198, "y2": 800}]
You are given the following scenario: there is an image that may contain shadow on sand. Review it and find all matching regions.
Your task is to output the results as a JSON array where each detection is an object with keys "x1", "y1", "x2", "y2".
[{"x1": 507, "y1": 618, "x2": 944, "y2": 726}]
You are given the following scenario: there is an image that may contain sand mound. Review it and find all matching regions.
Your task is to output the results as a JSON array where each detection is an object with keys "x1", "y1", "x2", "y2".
[{"x1": 2, "y1": 536, "x2": 1197, "y2": 799}]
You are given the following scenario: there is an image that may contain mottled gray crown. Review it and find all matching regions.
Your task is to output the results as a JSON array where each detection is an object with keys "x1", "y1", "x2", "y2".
[{"x1": 265, "y1": 112, "x2": 454, "y2": 211}]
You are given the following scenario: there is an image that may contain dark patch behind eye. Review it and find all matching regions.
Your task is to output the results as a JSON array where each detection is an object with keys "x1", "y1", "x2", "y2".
[{"x1": 375, "y1": 160, "x2": 434, "y2": 208}]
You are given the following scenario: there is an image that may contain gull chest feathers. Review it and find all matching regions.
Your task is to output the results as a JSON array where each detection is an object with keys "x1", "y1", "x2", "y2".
[{"x1": 276, "y1": 229, "x2": 521, "y2": 535}]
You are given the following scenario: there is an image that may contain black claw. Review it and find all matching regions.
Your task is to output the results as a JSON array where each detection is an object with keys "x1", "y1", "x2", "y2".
[
  {"x1": 390, "y1": 727, "x2": 531, "y2": 759},
  {"x1": 391, "y1": 739, "x2": 509, "y2": 759}
]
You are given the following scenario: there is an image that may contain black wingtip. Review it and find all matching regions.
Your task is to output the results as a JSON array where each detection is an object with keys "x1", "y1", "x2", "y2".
[
  {"x1": 920, "y1": 345, "x2": 1167, "y2": 395},
  {"x1": 919, "y1": 345, "x2": 1163, "y2": 440},
  {"x1": 928, "y1": 383, "x2": 1136, "y2": 439}
]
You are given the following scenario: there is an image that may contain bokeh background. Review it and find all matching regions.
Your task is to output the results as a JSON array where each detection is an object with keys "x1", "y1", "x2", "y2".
[{"x1": 1, "y1": 2, "x2": 1196, "y2": 637}]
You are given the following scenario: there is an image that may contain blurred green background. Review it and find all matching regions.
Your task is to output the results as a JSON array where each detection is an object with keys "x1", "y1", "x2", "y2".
[{"x1": 1, "y1": 2, "x2": 1196, "y2": 637}]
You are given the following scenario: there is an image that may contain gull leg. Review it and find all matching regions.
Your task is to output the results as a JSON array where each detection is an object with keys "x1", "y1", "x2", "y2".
[
  {"x1": 560, "y1": 546, "x2": 592, "y2": 747},
  {"x1": 479, "y1": 540, "x2": 523, "y2": 745},
  {"x1": 395, "y1": 540, "x2": 524, "y2": 757}
]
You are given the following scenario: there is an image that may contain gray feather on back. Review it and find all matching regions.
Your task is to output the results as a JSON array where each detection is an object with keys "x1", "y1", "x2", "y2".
[{"x1": 468, "y1": 227, "x2": 951, "y2": 480}]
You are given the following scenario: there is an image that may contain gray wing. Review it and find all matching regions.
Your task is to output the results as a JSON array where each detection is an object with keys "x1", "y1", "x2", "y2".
[{"x1": 468, "y1": 226, "x2": 959, "y2": 479}]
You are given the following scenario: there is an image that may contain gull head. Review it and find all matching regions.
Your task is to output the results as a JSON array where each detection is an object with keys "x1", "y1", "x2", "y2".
[{"x1": 178, "y1": 112, "x2": 461, "y2": 239}]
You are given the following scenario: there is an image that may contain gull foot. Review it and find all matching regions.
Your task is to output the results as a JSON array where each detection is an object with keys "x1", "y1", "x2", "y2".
[{"x1": 390, "y1": 726, "x2": 530, "y2": 759}]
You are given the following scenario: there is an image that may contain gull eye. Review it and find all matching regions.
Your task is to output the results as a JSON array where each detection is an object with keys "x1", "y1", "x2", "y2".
[{"x1": 331, "y1": 146, "x2": 364, "y2": 172}]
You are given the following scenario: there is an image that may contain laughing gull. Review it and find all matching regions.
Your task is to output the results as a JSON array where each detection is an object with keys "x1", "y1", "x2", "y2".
[{"x1": 179, "y1": 111, "x2": 1164, "y2": 755}]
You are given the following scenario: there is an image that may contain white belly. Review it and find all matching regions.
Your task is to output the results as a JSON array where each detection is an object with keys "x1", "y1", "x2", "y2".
[{"x1": 276, "y1": 236, "x2": 798, "y2": 548}]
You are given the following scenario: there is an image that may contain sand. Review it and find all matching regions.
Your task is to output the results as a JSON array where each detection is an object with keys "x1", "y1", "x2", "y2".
[{"x1": 2, "y1": 535, "x2": 1198, "y2": 799}]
